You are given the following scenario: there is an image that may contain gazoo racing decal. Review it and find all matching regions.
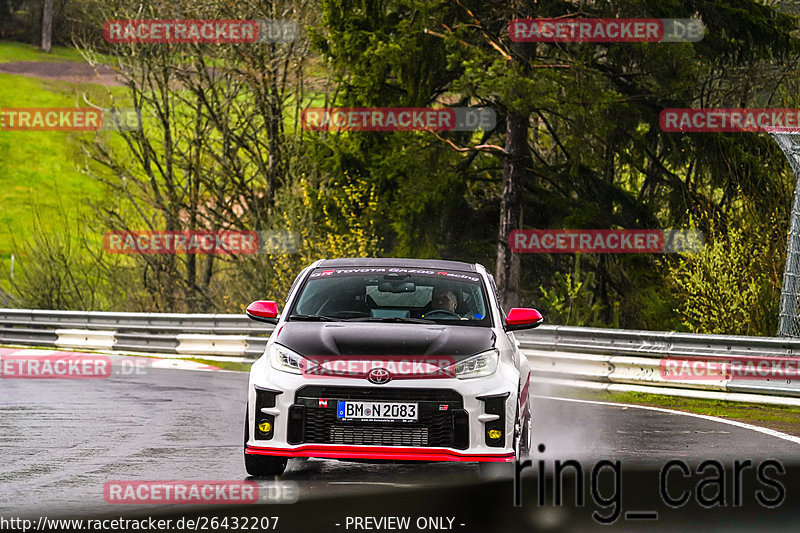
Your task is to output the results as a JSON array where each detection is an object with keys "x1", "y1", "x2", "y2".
[{"x1": 308, "y1": 267, "x2": 480, "y2": 283}]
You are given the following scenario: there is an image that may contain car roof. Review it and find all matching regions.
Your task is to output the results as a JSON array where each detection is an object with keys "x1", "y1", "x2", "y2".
[{"x1": 317, "y1": 258, "x2": 478, "y2": 272}]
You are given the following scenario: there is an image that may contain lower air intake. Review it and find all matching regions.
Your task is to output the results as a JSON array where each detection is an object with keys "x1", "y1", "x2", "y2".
[{"x1": 329, "y1": 425, "x2": 429, "y2": 446}]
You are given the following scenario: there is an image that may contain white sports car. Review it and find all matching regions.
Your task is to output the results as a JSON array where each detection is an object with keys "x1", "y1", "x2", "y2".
[{"x1": 243, "y1": 258, "x2": 543, "y2": 476}]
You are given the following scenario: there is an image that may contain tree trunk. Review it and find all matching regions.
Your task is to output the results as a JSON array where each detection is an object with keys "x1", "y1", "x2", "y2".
[
  {"x1": 496, "y1": 0, "x2": 535, "y2": 310},
  {"x1": 496, "y1": 110, "x2": 528, "y2": 309},
  {"x1": 40, "y1": 0, "x2": 53, "y2": 52},
  {"x1": 0, "y1": 0, "x2": 12, "y2": 29}
]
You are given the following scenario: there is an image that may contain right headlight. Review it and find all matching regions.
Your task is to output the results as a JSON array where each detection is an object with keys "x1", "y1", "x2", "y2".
[
  {"x1": 453, "y1": 349, "x2": 499, "y2": 379},
  {"x1": 268, "y1": 343, "x2": 305, "y2": 374}
]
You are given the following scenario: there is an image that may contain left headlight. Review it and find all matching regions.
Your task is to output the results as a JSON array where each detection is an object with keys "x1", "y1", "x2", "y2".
[
  {"x1": 452, "y1": 349, "x2": 499, "y2": 379},
  {"x1": 268, "y1": 343, "x2": 305, "y2": 374}
]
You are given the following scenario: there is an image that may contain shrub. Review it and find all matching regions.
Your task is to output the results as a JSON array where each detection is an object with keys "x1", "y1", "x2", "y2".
[{"x1": 667, "y1": 222, "x2": 783, "y2": 336}]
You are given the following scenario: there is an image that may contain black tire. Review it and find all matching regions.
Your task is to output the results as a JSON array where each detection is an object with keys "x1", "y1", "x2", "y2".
[
  {"x1": 244, "y1": 406, "x2": 288, "y2": 477},
  {"x1": 519, "y1": 395, "x2": 532, "y2": 458},
  {"x1": 512, "y1": 386, "x2": 532, "y2": 460}
]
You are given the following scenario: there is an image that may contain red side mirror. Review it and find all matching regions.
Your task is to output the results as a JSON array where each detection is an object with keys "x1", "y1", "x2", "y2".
[
  {"x1": 505, "y1": 308, "x2": 544, "y2": 331},
  {"x1": 246, "y1": 301, "x2": 279, "y2": 324}
]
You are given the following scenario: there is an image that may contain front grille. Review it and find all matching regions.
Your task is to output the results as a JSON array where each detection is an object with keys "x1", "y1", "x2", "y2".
[
  {"x1": 303, "y1": 404, "x2": 456, "y2": 447},
  {"x1": 291, "y1": 386, "x2": 468, "y2": 449},
  {"x1": 330, "y1": 425, "x2": 428, "y2": 446}
]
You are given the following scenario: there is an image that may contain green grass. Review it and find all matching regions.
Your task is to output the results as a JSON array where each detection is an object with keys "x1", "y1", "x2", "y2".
[
  {"x1": 1, "y1": 76, "x2": 90, "y2": 247},
  {"x1": 0, "y1": 39, "x2": 332, "y2": 298},
  {"x1": 185, "y1": 357, "x2": 252, "y2": 372},
  {"x1": 0, "y1": 41, "x2": 132, "y2": 276},
  {"x1": 0, "y1": 66, "x2": 132, "y2": 293},
  {"x1": 0, "y1": 41, "x2": 93, "y2": 64},
  {"x1": 0, "y1": 73, "x2": 110, "y2": 253}
]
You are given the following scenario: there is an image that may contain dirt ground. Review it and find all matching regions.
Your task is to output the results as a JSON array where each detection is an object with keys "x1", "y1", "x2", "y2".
[{"x1": 0, "y1": 60, "x2": 124, "y2": 86}]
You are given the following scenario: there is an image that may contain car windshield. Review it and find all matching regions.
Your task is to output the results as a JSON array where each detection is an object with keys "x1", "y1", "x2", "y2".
[{"x1": 290, "y1": 268, "x2": 492, "y2": 326}]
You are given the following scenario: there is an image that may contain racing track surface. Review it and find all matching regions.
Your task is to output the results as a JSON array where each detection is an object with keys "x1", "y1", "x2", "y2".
[{"x1": 2, "y1": 353, "x2": 800, "y2": 524}]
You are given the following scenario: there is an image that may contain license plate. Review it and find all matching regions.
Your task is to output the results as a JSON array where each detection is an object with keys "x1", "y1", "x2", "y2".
[{"x1": 336, "y1": 401, "x2": 418, "y2": 421}]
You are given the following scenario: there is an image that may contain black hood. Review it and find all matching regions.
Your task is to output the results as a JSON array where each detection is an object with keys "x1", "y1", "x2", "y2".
[{"x1": 275, "y1": 322, "x2": 495, "y2": 359}]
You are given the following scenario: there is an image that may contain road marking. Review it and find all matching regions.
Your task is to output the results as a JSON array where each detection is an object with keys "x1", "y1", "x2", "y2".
[
  {"x1": 532, "y1": 394, "x2": 800, "y2": 445},
  {"x1": 329, "y1": 482, "x2": 418, "y2": 488}
]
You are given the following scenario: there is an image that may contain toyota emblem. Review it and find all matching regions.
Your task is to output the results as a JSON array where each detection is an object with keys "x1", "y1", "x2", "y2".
[{"x1": 367, "y1": 367, "x2": 391, "y2": 384}]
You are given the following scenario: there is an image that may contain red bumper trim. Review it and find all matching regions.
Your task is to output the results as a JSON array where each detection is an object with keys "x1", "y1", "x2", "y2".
[{"x1": 245, "y1": 444, "x2": 514, "y2": 463}]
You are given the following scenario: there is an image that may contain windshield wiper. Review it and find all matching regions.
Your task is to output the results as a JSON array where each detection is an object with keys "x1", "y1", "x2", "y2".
[
  {"x1": 288, "y1": 314, "x2": 339, "y2": 322},
  {"x1": 345, "y1": 317, "x2": 435, "y2": 324}
]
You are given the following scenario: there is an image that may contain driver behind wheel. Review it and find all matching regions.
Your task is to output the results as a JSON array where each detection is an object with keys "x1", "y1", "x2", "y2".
[{"x1": 428, "y1": 287, "x2": 458, "y2": 313}]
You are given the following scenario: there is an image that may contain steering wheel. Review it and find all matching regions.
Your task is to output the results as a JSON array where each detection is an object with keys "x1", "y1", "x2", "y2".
[{"x1": 423, "y1": 309, "x2": 461, "y2": 319}]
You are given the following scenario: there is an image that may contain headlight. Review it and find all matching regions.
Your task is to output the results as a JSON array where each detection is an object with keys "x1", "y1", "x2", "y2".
[
  {"x1": 453, "y1": 349, "x2": 499, "y2": 379},
  {"x1": 268, "y1": 344, "x2": 304, "y2": 374}
]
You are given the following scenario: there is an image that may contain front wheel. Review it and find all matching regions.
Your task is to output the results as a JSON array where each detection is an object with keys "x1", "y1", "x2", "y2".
[
  {"x1": 519, "y1": 395, "x2": 532, "y2": 458},
  {"x1": 244, "y1": 406, "x2": 288, "y2": 477}
]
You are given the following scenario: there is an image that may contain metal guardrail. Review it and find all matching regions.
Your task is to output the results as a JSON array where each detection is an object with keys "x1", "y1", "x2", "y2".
[
  {"x1": 0, "y1": 308, "x2": 261, "y2": 333},
  {"x1": 3, "y1": 309, "x2": 800, "y2": 406},
  {"x1": 0, "y1": 308, "x2": 273, "y2": 358}
]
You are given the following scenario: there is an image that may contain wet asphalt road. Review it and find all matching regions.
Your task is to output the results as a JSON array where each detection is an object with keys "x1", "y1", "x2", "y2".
[{"x1": 1, "y1": 361, "x2": 799, "y2": 520}]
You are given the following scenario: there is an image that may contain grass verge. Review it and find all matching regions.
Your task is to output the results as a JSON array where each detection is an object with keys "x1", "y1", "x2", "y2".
[
  {"x1": 185, "y1": 357, "x2": 252, "y2": 372},
  {"x1": 0, "y1": 41, "x2": 92, "y2": 63},
  {"x1": 0, "y1": 66, "x2": 132, "y2": 294}
]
